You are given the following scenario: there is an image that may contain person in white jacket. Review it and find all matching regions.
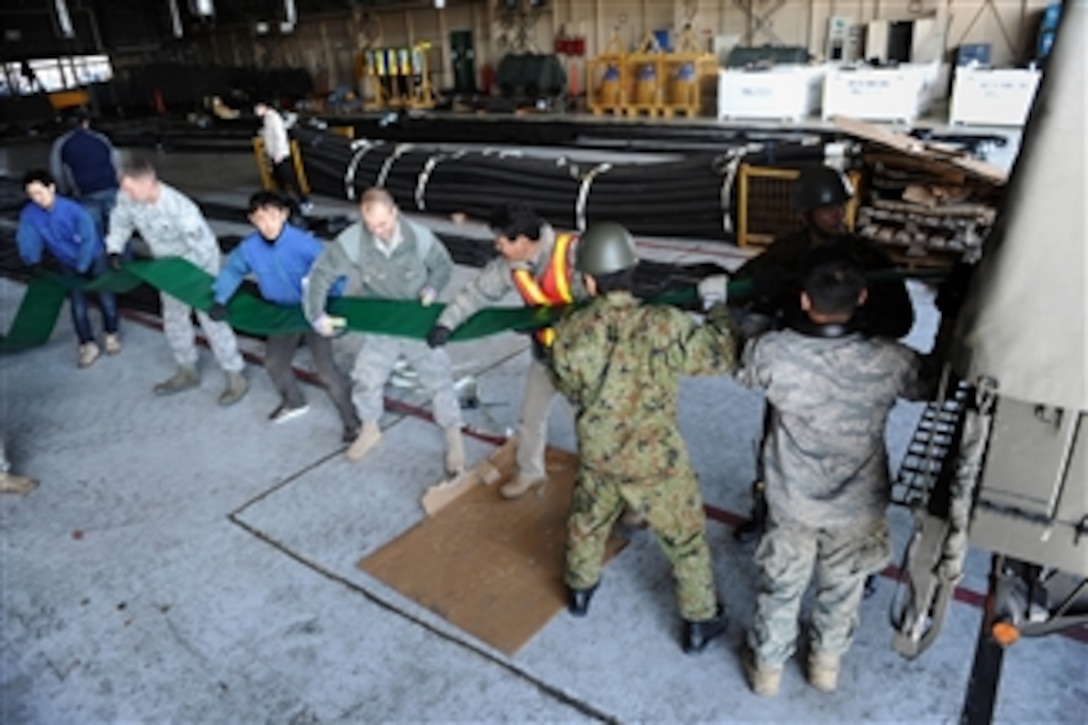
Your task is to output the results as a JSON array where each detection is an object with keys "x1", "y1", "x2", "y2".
[{"x1": 254, "y1": 100, "x2": 311, "y2": 214}]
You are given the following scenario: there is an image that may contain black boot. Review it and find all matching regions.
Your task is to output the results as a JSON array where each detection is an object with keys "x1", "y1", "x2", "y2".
[
  {"x1": 733, "y1": 483, "x2": 768, "y2": 544},
  {"x1": 681, "y1": 605, "x2": 728, "y2": 654},
  {"x1": 567, "y1": 582, "x2": 599, "y2": 617}
]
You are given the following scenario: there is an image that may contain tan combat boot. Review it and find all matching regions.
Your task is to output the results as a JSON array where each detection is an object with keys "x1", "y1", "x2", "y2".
[
  {"x1": 346, "y1": 420, "x2": 382, "y2": 461},
  {"x1": 218, "y1": 370, "x2": 249, "y2": 406},
  {"x1": 743, "y1": 645, "x2": 782, "y2": 697},
  {"x1": 808, "y1": 651, "x2": 841, "y2": 693},
  {"x1": 153, "y1": 365, "x2": 200, "y2": 395},
  {"x1": 104, "y1": 333, "x2": 122, "y2": 355},
  {"x1": 0, "y1": 472, "x2": 37, "y2": 494},
  {"x1": 444, "y1": 426, "x2": 465, "y2": 477},
  {"x1": 78, "y1": 341, "x2": 101, "y2": 369},
  {"x1": 500, "y1": 472, "x2": 546, "y2": 499}
]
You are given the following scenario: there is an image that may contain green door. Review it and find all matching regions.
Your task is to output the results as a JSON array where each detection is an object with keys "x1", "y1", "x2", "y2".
[{"x1": 450, "y1": 30, "x2": 476, "y2": 94}]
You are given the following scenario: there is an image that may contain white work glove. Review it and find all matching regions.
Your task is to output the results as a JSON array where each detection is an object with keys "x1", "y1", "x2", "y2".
[
  {"x1": 419, "y1": 286, "x2": 437, "y2": 307},
  {"x1": 697, "y1": 274, "x2": 730, "y2": 309},
  {"x1": 312, "y1": 313, "x2": 347, "y2": 337}
]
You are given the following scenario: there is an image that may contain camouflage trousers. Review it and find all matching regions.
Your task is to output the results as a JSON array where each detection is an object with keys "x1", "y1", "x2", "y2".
[
  {"x1": 350, "y1": 333, "x2": 462, "y2": 429},
  {"x1": 161, "y1": 292, "x2": 244, "y2": 373},
  {"x1": 749, "y1": 516, "x2": 892, "y2": 667},
  {"x1": 565, "y1": 466, "x2": 718, "y2": 622}
]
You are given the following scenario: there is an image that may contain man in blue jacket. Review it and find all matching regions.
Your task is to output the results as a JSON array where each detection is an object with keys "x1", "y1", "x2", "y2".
[
  {"x1": 49, "y1": 108, "x2": 121, "y2": 237},
  {"x1": 210, "y1": 192, "x2": 359, "y2": 440},
  {"x1": 17, "y1": 169, "x2": 121, "y2": 369}
]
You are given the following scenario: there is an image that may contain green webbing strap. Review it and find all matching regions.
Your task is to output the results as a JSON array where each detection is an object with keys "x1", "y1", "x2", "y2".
[
  {"x1": 0, "y1": 258, "x2": 943, "y2": 352},
  {"x1": 0, "y1": 276, "x2": 69, "y2": 351},
  {"x1": 0, "y1": 258, "x2": 594, "y2": 350}
]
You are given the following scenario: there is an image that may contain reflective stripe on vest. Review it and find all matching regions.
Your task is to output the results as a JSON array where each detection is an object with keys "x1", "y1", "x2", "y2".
[{"x1": 510, "y1": 232, "x2": 576, "y2": 347}]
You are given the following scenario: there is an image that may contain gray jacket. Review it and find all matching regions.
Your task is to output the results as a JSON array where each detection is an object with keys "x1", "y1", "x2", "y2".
[
  {"x1": 436, "y1": 224, "x2": 587, "y2": 330},
  {"x1": 105, "y1": 182, "x2": 221, "y2": 274},
  {"x1": 737, "y1": 329, "x2": 934, "y2": 529},
  {"x1": 303, "y1": 215, "x2": 452, "y2": 322}
]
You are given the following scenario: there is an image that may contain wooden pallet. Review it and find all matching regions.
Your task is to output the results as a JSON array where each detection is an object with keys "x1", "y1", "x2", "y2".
[
  {"x1": 663, "y1": 105, "x2": 701, "y2": 118},
  {"x1": 624, "y1": 105, "x2": 665, "y2": 118}
]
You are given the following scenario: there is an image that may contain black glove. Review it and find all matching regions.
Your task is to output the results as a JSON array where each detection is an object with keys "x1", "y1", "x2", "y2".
[
  {"x1": 208, "y1": 302, "x2": 228, "y2": 322},
  {"x1": 108, "y1": 253, "x2": 124, "y2": 271},
  {"x1": 426, "y1": 325, "x2": 452, "y2": 348}
]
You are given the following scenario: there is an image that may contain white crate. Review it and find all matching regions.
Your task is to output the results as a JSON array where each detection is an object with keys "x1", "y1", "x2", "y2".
[
  {"x1": 718, "y1": 65, "x2": 827, "y2": 122},
  {"x1": 949, "y1": 67, "x2": 1042, "y2": 126},
  {"x1": 822, "y1": 63, "x2": 938, "y2": 124}
]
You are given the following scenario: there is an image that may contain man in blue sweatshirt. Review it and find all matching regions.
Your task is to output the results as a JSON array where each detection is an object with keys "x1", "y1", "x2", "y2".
[
  {"x1": 17, "y1": 169, "x2": 121, "y2": 369},
  {"x1": 210, "y1": 192, "x2": 359, "y2": 440},
  {"x1": 49, "y1": 108, "x2": 121, "y2": 237}
]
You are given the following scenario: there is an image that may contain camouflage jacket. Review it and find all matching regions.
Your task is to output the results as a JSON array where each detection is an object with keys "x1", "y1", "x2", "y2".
[
  {"x1": 737, "y1": 329, "x2": 934, "y2": 529},
  {"x1": 303, "y1": 215, "x2": 452, "y2": 322},
  {"x1": 550, "y1": 292, "x2": 738, "y2": 480},
  {"x1": 105, "y1": 182, "x2": 221, "y2": 274}
]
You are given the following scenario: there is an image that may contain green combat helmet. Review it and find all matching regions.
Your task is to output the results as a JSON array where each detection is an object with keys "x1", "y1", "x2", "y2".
[
  {"x1": 575, "y1": 221, "x2": 638, "y2": 276},
  {"x1": 793, "y1": 165, "x2": 851, "y2": 213}
]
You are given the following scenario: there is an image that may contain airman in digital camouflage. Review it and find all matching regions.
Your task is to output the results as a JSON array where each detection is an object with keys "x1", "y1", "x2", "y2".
[{"x1": 735, "y1": 243, "x2": 935, "y2": 696}]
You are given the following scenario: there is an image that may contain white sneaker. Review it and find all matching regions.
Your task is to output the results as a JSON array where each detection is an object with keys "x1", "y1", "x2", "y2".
[
  {"x1": 104, "y1": 333, "x2": 122, "y2": 355},
  {"x1": 78, "y1": 342, "x2": 101, "y2": 369},
  {"x1": 269, "y1": 403, "x2": 310, "y2": 423}
]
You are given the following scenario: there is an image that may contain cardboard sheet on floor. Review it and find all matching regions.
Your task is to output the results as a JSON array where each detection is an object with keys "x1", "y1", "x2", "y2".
[{"x1": 358, "y1": 445, "x2": 625, "y2": 656}]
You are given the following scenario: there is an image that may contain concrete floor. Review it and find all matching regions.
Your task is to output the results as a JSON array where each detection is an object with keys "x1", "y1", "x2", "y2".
[{"x1": 1, "y1": 139, "x2": 1084, "y2": 723}]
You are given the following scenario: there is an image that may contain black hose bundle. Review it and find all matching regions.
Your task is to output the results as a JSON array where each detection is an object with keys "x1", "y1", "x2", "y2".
[{"x1": 295, "y1": 126, "x2": 824, "y2": 241}]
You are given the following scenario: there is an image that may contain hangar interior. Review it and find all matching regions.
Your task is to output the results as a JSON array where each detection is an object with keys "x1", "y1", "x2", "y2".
[{"x1": 1, "y1": 1, "x2": 1084, "y2": 723}]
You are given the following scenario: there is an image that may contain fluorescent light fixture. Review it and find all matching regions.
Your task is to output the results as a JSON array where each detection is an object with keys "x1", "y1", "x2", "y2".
[
  {"x1": 284, "y1": 0, "x2": 297, "y2": 26},
  {"x1": 167, "y1": 0, "x2": 183, "y2": 38},
  {"x1": 54, "y1": 0, "x2": 75, "y2": 38},
  {"x1": 434, "y1": 0, "x2": 446, "y2": 8}
]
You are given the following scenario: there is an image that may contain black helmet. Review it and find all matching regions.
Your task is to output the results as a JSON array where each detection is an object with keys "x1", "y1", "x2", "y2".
[
  {"x1": 793, "y1": 166, "x2": 851, "y2": 213},
  {"x1": 575, "y1": 222, "x2": 638, "y2": 276}
]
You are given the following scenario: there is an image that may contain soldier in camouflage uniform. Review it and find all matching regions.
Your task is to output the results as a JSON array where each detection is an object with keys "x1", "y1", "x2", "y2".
[
  {"x1": 730, "y1": 164, "x2": 915, "y2": 545},
  {"x1": 304, "y1": 187, "x2": 464, "y2": 476},
  {"x1": 106, "y1": 158, "x2": 248, "y2": 406},
  {"x1": 549, "y1": 222, "x2": 738, "y2": 654},
  {"x1": 735, "y1": 243, "x2": 934, "y2": 696}
]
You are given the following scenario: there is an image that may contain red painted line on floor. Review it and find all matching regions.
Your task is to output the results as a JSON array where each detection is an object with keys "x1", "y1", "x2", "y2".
[{"x1": 121, "y1": 309, "x2": 1087, "y2": 647}]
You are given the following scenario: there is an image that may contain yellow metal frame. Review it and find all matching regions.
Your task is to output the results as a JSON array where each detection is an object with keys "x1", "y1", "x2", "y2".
[
  {"x1": 587, "y1": 34, "x2": 629, "y2": 115},
  {"x1": 737, "y1": 165, "x2": 800, "y2": 248},
  {"x1": 362, "y1": 42, "x2": 436, "y2": 111},
  {"x1": 737, "y1": 164, "x2": 860, "y2": 247},
  {"x1": 252, "y1": 137, "x2": 311, "y2": 197}
]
